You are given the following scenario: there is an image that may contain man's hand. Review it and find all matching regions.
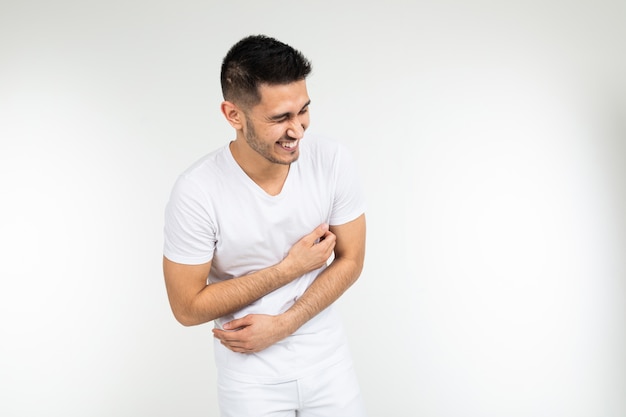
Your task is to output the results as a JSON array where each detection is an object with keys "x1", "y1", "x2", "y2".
[
  {"x1": 210, "y1": 217, "x2": 365, "y2": 354},
  {"x1": 278, "y1": 223, "x2": 336, "y2": 278},
  {"x1": 164, "y1": 224, "x2": 336, "y2": 327},
  {"x1": 212, "y1": 314, "x2": 294, "y2": 353},
  {"x1": 211, "y1": 224, "x2": 336, "y2": 353}
]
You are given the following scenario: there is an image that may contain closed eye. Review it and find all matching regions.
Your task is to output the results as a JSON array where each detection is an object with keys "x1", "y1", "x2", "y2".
[{"x1": 267, "y1": 100, "x2": 311, "y2": 123}]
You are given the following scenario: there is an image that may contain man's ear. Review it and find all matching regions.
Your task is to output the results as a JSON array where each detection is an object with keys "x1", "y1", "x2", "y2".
[{"x1": 221, "y1": 101, "x2": 245, "y2": 130}]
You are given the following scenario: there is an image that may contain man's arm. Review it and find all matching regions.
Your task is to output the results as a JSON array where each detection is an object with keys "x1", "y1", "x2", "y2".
[
  {"x1": 164, "y1": 223, "x2": 336, "y2": 326},
  {"x1": 283, "y1": 213, "x2": 366, "y2": 329},
  {"x1": 212, "y1": 214, "x2": 366, "y2": 352}
]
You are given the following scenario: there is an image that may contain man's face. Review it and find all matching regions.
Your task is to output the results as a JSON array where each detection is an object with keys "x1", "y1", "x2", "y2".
[{"x1": 242, "y1": 80, "x2": 311, "y2": 166}]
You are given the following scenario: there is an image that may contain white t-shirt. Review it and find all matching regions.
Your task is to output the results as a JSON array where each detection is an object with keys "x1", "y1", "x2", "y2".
[{"x1": 163, "y1": 134, "x2": 366, "y2": 383}]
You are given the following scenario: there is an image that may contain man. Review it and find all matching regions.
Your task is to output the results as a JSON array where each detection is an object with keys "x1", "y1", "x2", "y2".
[{"x1": 163, "y1": 34, "x2": 367, "y2": 417}]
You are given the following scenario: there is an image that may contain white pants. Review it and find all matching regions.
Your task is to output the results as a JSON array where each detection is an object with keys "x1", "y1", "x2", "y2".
[{"x1": 217, "y1": 359, "x2": 367, "y2": 417}]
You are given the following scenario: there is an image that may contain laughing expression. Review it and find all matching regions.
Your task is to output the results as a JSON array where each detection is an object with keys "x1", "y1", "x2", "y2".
[{"x1": 242, "y1": 80, "x2": 311, "y2": 166}]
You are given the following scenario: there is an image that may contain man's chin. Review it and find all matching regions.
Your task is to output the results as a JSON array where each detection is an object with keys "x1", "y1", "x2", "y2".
[{"x1": 269, "y1": 150, "x2": 299, "y2": 165}]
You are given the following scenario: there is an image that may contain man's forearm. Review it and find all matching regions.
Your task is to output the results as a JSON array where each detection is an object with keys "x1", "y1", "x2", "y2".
[
  {"x1": 210, "y1": 217, "x2": 365, "y2": 353},
  {"x1": 187, "y1": 263, "x2": 296, "y2": 325},
  {"x1": 167, "y1": 223, "x2": 336, "y2": 326},
  {"x1": 280, "y1": 255, "x2": 363, "y2": 334},
  {"x1": 212, "y1": 255, "x2": 363, "y2": 353},
  {"x1": 280, "y1": 215, "x2": 366, "y2": 333}
]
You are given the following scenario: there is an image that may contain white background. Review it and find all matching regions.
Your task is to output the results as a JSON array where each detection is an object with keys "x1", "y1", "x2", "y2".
[{"x1": 1, "y1": 1, "x2": 625, "y2": 416}]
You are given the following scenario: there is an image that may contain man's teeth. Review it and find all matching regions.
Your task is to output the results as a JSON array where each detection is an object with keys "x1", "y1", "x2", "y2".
[{"x1": 280, "y1": 140, "x2": 298, "y2": 149}]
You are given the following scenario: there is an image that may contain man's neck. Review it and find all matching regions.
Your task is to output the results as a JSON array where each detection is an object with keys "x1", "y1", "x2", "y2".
[{"x1": 229, "y1": 140, "x2": 290, "y2": 196}]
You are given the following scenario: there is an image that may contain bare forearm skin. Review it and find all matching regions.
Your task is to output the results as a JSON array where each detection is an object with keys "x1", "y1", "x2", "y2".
[
  {"x1": 281, "y1": 256, "x2": 363, "y2": 335},
  {"x1": 187, "y1": 264, "x2": 297, "y2": 326},
  {"x1": 211, "y1": 216, "x2": 366, "y2": 353},
  {"x1": 164, "y1": 223, "x2": 336, "y2": 326},
  {"x1": 279, "y1": 215, "x2": 366, "y2": 335}
]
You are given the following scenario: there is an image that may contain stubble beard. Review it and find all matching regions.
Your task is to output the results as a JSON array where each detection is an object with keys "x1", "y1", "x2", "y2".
[{"x1": 245, "y1": 118, "x2": 299, "y2": 166}]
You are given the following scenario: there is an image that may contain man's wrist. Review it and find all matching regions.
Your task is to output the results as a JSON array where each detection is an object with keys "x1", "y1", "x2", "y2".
[
  {"x1": 272, "y1": 259, "x2": 299, "y2": 283},
  {"x1": 277, "y1": 309, "x2": 302, "y2": 337}
]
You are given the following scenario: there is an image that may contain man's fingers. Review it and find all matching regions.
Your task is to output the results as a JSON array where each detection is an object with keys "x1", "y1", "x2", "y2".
[
  {"x1": 213, "y1": 328, "x2": 245, "y2": 343},
  {"x1": 213, "y1": 324, "x2": 256, "y2": 354},
  {"x1": 222, "y1": 317, "x2": 249, "y2": 330},
  {"x1": 320, "y1": 229, "x2": 336, "y2": 243},
  {"x1": 310, "y1": 224, "x2": 338, "y2": 247},
  {"x1": 305, "y1": 223, "x2": 329, "y2": 244}
]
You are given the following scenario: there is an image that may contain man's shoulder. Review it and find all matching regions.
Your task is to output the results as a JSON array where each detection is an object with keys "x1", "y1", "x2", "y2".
[
  {"x1": 169, "y1": 145, "x2": 234, "y2": 202},
  {"x1": 179, "y1": 145, "x2": 230, "y2": 180}
]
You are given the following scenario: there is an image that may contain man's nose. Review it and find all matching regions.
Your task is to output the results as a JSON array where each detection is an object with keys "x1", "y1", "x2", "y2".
[{"x1": 287, "y1": 118, "x2": 305, "y2": 139}]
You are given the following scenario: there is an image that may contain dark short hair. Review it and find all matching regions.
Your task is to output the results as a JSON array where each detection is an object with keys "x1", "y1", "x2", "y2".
[{"x1": 220, "y1": 35, "x2": 312, "y2": 108}]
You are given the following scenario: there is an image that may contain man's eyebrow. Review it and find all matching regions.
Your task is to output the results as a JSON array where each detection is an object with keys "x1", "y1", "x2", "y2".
[{"x1": 268, "y1": 100, "x2": 311, "y2": 121}]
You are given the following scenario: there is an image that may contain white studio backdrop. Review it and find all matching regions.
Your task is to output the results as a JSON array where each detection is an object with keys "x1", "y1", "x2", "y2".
[{"x1": 1, "y1": 1, "x2": 624, "y2": 416}]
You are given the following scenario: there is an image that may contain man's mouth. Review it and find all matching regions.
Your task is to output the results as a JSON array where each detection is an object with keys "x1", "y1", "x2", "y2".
[{"x1": 278, "y1": 139, "x2": 299, "y2": 150}]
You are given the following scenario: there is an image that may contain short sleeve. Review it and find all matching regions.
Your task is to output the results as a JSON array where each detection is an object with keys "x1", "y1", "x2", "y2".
[
  {"x1": 329, "y1": 144, "x2": 367, "y2": 226},
  {"x1": 163, "y1": 175, "x2": 216, "y2": 265}
]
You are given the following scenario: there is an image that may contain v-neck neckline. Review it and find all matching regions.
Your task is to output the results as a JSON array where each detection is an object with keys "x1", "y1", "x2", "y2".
[{"x1": 225, "y1": 144, "x2": 295, "y2": 199}]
